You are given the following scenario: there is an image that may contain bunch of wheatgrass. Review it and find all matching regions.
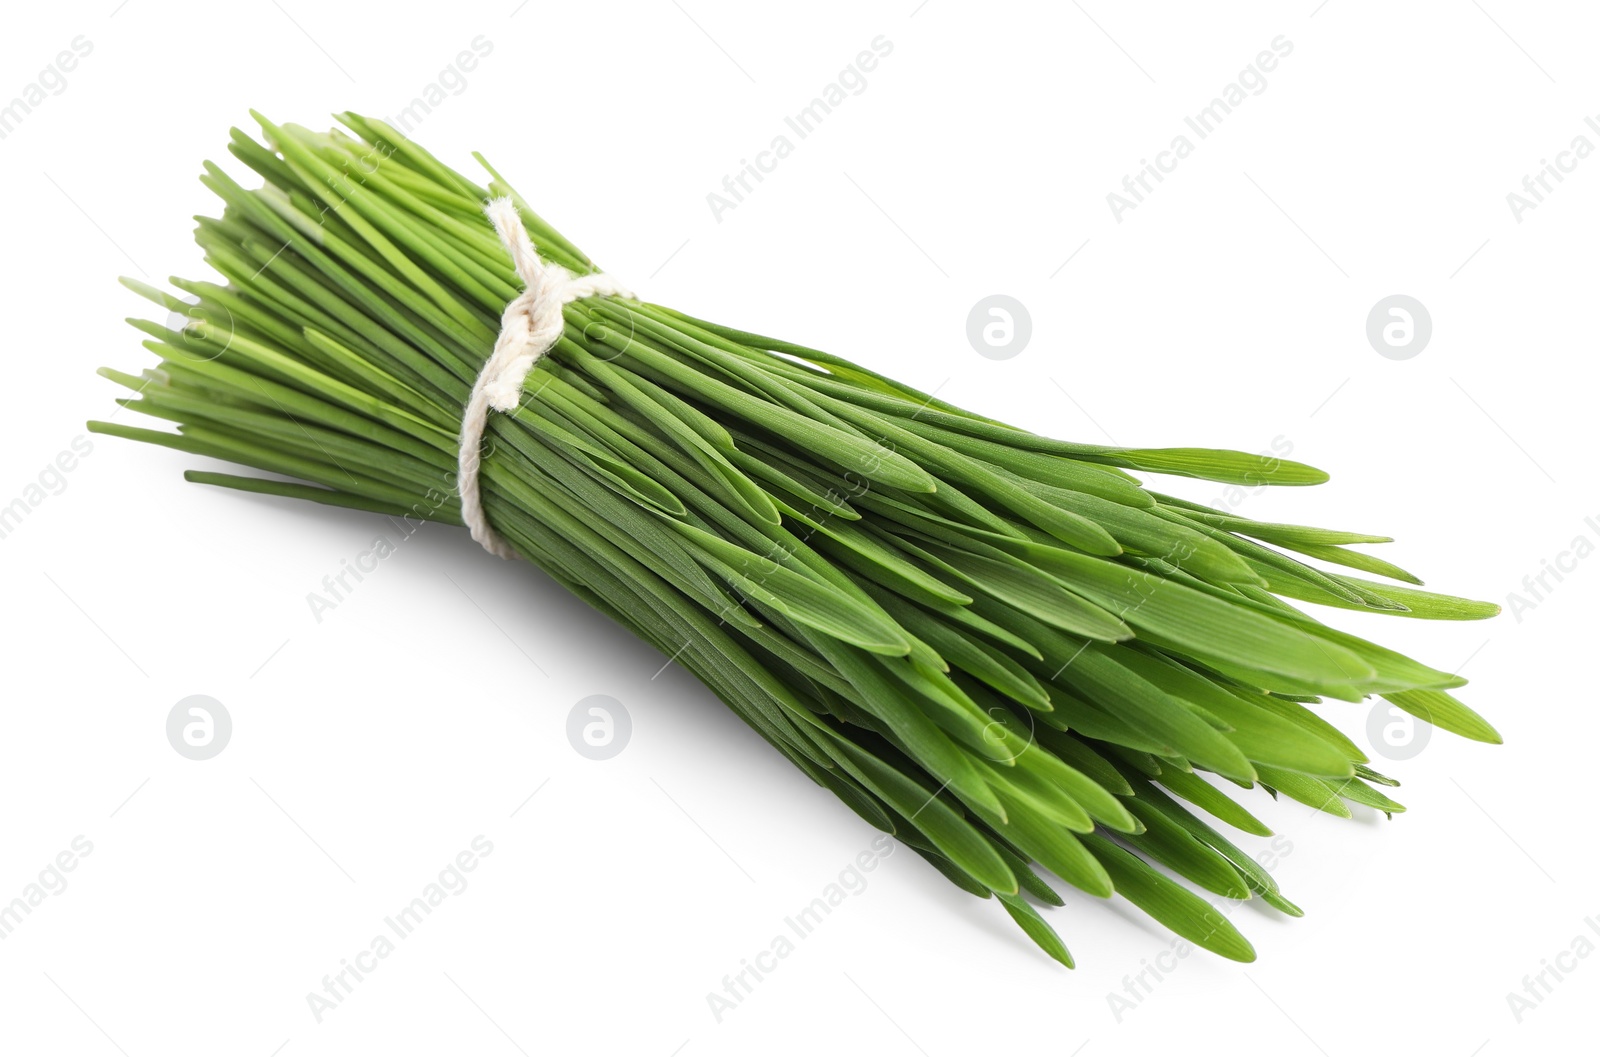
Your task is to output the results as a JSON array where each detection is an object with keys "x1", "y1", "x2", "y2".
[{"x1": 94, "y1": 112, "x2": 1501, "y2": 967}]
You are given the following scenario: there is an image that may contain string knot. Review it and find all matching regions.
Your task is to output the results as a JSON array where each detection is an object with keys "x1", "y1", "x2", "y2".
[{"x1": 457, "y1": 197, "x2": 632, "y2": 559}]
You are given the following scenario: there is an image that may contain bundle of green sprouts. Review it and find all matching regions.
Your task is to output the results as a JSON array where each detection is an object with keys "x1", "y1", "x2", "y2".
[{"x1": 94, "y1": 112, "x2": 1501, "y2": 967}]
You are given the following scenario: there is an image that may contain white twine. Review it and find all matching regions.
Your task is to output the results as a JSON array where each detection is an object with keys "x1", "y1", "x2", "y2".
[{"x1": 458, "y1": 197, "x2": 633, "y2": 559}]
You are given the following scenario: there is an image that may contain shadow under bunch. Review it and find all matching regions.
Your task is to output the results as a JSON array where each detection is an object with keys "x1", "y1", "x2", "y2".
[{"x1": 93, "y1": 111, "x2": 1502, "y2": 966}]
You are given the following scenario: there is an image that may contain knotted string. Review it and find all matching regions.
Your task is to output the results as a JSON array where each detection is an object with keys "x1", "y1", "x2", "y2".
[{"x1": 457, "y1": 198, "x2": 632, "y2": 558}]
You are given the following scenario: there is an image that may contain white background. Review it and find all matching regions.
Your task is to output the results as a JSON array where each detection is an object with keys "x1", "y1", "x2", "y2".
[{"x1": 1, "y1": 1, "x2": 1595, "y2": 1054}]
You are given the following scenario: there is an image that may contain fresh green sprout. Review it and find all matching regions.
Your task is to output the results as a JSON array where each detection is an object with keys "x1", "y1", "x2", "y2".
[{"x1": 92, "y1": 112, "x2": 1501, "y2": 967}]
